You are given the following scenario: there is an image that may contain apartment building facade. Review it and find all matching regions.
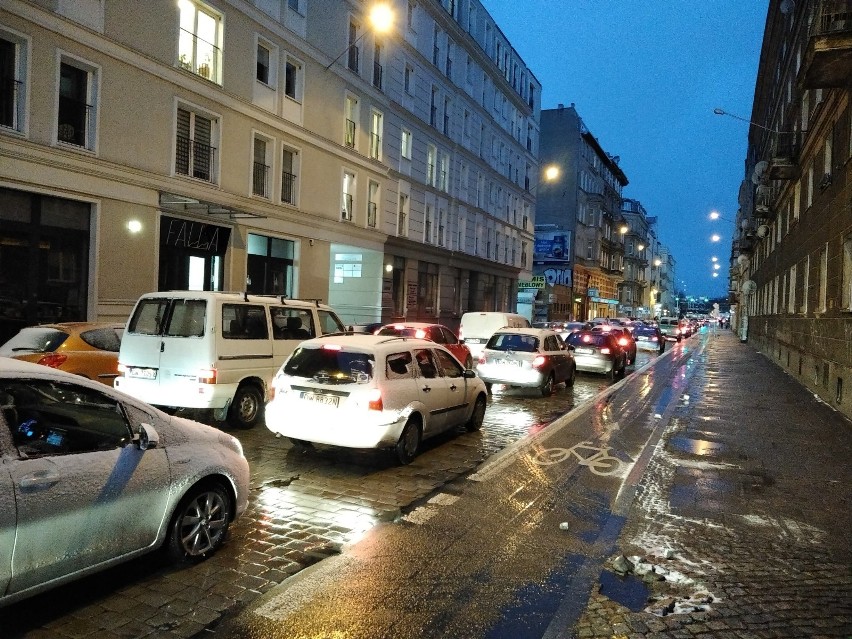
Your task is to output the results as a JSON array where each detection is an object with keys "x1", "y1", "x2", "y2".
[
  {"x1": 0, "y1": 0, "x2": 539, "y2": 342},
  {"x1": 536, "y1": 103, "x2": 629, "y2": 321},
  {"x1": 731, "y1": 0, "x2": 851, "y2": 418}
]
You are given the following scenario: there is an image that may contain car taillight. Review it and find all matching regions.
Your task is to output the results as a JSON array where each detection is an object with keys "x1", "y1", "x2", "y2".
[
  {"x1": 600, "y1": 347, "x2": 611, "y2": 354},
  {"x1": 650, "y1": 336, "x2": 658, "y2": 342},
  {"x1": 36, "y1": 353, "x2": 67, "y2": 369},
  {"x1": 478, "y1": 353, "x2": 486, "y2": 365},
  {"x1": 618, "y1": 338, "x2": 629, "y2": 346},
  {"x1": 532, "y1": 355, "x2": 546, "y2": 368},
  {"x1": 117, "y1": 363, "x2": 127, "y2": 374},
  {"x1": 367, "y1": 388, "x2": 383, "y2": 411},
  {"x1": 198, "y1": 368, "x2": 217, "y2": 384}
]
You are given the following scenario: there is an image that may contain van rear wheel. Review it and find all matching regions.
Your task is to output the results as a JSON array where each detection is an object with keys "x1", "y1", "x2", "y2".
[{"x1": 229, "y1": 384, "x2": 263, "y2": 429}]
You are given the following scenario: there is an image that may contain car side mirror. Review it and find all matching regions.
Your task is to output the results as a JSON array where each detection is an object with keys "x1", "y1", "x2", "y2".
[
  {"x1": 463, "y1": 369, "x2": 476, "y2": 378},
  {"x1": 566, "y1": 344, "x2": 575, "y2": 351},
  {"x1": 134, "y1": 423, "x2": 160, "y2": 450},
  {"x1": 459, "y1": 338, "x2": 465, "y2": 344}
]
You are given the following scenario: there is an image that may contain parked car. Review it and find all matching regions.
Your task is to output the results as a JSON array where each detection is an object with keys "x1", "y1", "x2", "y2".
[
  {"x1": 632, "y1": 324, "x2": 666, "y2": 354},
  {"x1": 0, "y1": 322, "x2": 124, "y2": 386},
  {"x1": 657, "y1": 317, "x2": 683, "y2": 342},
  {"x1": 607, "y1": 327, "x2": 637, "y2": 365},
  {"x1": 0, "y1": 357, "x2": 250, "y2": 607},
  {"x1": 375, "y1": 322, "x2": 473, "y2": 368},
  {"x1": 565, "y1": 330, "x2": 628, "y2": 379},
  {"x1": 347, "y1": 322, "x2": 383, "y2": 335},
  {"x1": 476, "y1": 328, "x2": 576, "y2": 396},
  {"x1": 115, "y1": 292, "x2": 346, "y2": 428},
  {"x1": 558, "y1": 321, "x2": 589, "y2": 340},
  {"x1": 265, "y1": 334, "x2": 488, "y2": 464}
]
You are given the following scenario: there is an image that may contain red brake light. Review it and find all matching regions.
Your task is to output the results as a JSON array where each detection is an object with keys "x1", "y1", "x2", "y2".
[
  {"x1": 367, "y1": 388, "x2": 383, "y2": 411},
  {"x1": 322, "y1": 344, "x2": 342, "y2": 351},
  {"x1": 36, "y1": 353, "x2": 67, "y2": 369},
  {"x1": 198, "y1": 368, "x2": 217, "y2": 384},
  {"x1": 478, "y1": 353, "x2": 486, "y2": 365},
  {"x1": 582, "y1": 334, "x2": 592, "y2": 343},
  {"x1": 414, "y1": 329, "x2": 427, "y2": 339},
  {"x1": 618, "y1": 338, "x2": 629, "y2": 346},
  {"x1": 600, "y1": 348, "x2": 611, "y2": 355},
  {"x1": 532, "y1": 355, "x2": 546, "y2": 368},
  {"x1": 393, "y1": 324, "x2": 405, "y2": 329}
]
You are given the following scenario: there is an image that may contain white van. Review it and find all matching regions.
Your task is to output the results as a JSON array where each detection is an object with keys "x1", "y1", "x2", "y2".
[
  {"x1": 458, "y1": 312, "x2": 531, "y2": 360},
  {"x1": 114, "y1": 291, "x2": 346, "y2": 428}
]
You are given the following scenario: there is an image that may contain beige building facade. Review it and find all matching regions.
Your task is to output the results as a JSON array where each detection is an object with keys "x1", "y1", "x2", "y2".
[{"x1": 0, "y1": 0, "x2": 539, "y2": 341}]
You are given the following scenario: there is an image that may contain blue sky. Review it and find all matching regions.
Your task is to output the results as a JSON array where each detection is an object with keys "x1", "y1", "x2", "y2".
[{"x1": 484, "y1": 1, "x2": 768, "y2": 298}]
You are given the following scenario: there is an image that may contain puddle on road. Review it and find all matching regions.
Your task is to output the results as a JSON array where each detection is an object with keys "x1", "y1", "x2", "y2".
[
  {"x1": 669, "y1": 466, "x2": 735, "y2": 513},
  {"x1": 598, "y1": 570, "x2": 649, "y2": 612},
  {"x1": 667, "y1": 435, "x2": 727, "y2": 457}
]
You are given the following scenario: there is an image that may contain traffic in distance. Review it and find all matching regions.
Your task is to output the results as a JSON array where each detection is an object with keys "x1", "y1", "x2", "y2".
[{"x1": 0, "y1": 291, "x2": 713, "y2": 607}]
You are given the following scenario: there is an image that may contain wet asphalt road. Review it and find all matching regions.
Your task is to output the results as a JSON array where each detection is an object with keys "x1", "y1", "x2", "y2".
[{"x1": 0, "y1": 345, "x2": 668, "y2": 638}]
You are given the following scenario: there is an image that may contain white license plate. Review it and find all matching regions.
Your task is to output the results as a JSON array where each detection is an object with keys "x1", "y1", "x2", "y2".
[
  {"x1": 301, "y1": 392, "x2": 339, "y2": 407},
  {"x1": 465, "y1": 338, "x2": 481, "y2": 344},
  {"x1": 499, "y1": 359, "x2": 521, "y2": 366},
  {"x1": 575, "y1": 348, "x2": 593, "y2": 354},
  {"x1": 128, "y1": 367, "x2": 157, "y2": 380},
  {"x1": 637, "y1": 336, "x2": 648, "y2": 341}
]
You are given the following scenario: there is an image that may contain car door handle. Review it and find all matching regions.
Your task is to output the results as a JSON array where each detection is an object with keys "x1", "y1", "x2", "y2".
[
  {"x1": 19, "y1": 469, "x2": 61, "y2": 491},
  {"x1": 421, "y1": 385, "x2": 431, "y2": 392},
  {"x1": 450, "y1": 384, "x2": 457, "y2": 391}
]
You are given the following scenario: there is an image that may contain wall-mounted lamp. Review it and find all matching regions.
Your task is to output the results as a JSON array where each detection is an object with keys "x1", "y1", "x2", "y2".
[
  {"x1": 309, "y1": 239, "x2": 315, "y2": 246},
  {"x1": 385, "y1": 264, "x2": 393, "y2": 273},
  {"x1": 127, "y1": 220, "x2": 142, "y2": 233}
]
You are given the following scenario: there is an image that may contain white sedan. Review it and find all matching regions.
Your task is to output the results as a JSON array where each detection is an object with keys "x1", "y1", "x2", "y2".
[
  {"x1": 266, "y1": 335, "x2": 488, "y2": 464},
  {"x1": 0, "y1": 358, "x2": 250, "y2": 607}
]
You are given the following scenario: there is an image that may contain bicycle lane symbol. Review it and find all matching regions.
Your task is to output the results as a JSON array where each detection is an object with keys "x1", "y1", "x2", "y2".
[{"x1": 531, "y1": 441, "x2": 623, "y2": 476}]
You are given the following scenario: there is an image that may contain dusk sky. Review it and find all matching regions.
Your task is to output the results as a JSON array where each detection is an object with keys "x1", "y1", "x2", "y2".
[{"x1": 484, "y1": 1, "x2": 769, "y2": 299}]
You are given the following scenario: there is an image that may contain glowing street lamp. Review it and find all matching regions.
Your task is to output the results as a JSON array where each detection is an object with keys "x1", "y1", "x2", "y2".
[
  {"x1": 711, "y1": 234, "x2": 721, "y2": 242},
  {"x1": 325, "y1": 3, "x2": 394, "y2": 70},
  {"x1": 711, "y1": 256, "x2": 718, "y2": 262},
  {"x1": 543, "y1": 165, "x2": 560, "y2": 181}
]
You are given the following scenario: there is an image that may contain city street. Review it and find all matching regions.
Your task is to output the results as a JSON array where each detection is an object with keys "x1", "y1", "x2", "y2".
[{"x1": 0, "y1": 341, "x2": 656, "y2": 638}]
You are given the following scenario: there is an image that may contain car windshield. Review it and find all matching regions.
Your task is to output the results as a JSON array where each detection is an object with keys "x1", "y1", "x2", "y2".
[
  {"x1": 486, "y1": 333, "x2": 538, "y2": 352},
  {"x1": 0, "y1": 328, "x2": 68, "y2": 355},
  {"x1": 633, "y1": 327, "x2": 657, "y2": 336},
  {"x1": 283, "y1": 346, "x2": 375, "y2": 384}
]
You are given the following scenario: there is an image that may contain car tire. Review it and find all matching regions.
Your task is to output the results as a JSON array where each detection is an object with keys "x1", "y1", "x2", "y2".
[
  {"x1": 395, "y1": 417, "x2": 422, "y2": 465},
  {"x1": 166, "y1": 482, "x2": 233, "y2": 562},
  {"x1": 465, "y1": 394, "x2": 486, "y2": 432},
  {"x1": 229, "y1": 384, "x2": 263, "y2": 429},
  {"x1": 566, "y1": 364, "x2": 576, "y2": 387},
  {"x1": 540, "y1": 372, "x2": 555, "y2": 397}
]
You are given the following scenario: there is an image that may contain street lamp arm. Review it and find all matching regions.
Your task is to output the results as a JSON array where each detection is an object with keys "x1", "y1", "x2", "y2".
[
  {"x1": 712, "y1": 108, "x2": 791, "y2": 135},
  {"x1": 325, "y1": 30, "x2": 369, "y2": 70}
]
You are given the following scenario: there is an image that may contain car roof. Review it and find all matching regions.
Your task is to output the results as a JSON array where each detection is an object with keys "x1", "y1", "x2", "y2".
[
  {"x1": 379, "y1": 322, "x2": 446, "y2": 330},
  {"x1": 18, "y1": 322, "x2": 125, "y2": 332},
  {"x1": 490, "y1": 327, "x2": 556, "y2": 337}
]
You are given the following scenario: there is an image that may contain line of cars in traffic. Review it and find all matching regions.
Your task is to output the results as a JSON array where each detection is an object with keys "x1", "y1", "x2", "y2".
[{"x1": 0, "y1": 293, "x2": 686, "y2": 606}]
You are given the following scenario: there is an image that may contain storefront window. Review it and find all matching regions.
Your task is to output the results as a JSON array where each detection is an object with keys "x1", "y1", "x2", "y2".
[
  {"x1": 158, "y1": 215, "x2": 230, "y2": 292},
  {"x1": 246, "y1": 233, "x2": 294, "y2": 296}
]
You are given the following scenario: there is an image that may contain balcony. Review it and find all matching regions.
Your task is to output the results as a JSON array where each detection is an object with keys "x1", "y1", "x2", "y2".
[
  {"x1": 766, "y1": 131, "x2": 801, "y2": 181},
  {"x1": 801, "y1": 0, "x2": 852, "y2": 88}
]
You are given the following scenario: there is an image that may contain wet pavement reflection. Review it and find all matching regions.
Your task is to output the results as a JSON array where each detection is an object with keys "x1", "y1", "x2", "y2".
[{"x1": 1, "y1": 348, "x2": 663, "y2": 638}]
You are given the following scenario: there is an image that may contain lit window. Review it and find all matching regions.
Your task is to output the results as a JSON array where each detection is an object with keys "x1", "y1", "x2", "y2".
[{"x1": 178, "y1": 0, "x2": 222, "y2": 83}]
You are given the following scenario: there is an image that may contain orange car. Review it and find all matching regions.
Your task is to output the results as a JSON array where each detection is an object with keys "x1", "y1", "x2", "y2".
[{"x1": 0, "y1": 322, "x2": 124, "y2": 386}]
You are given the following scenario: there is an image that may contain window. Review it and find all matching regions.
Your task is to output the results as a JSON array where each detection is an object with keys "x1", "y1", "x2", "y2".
[
  {"x1": 367, "y1": 181, "x2": 379, "y2": 228},
  {"x1": 0, "y1": 30, "x2": 27, "y2": 133},
  {"x1": 401, "y1": 129, "x2": 412, "y2": 160},
  {"x1": 288, "y1": 0, "x2": 300, "y2": 11},
  {"x1": 788, "y1": 264, "x2": 796, "y2": 314},
  {"x1": 370, "y1": 110, "x2": 383, "y2": 160},
  {"x1": 407, "y1": 0, "x2": 415, "y2": 31},
  {"x1": 252, "y1": 136, "x2": 271, "y2": 198},
  {"x1": 284, "y1": 56, "x2": 303, "y2": 102},
  {"x1": 397, "y1": 192, "x2": 409, "y2": 236},
  {"x1": 175, "y1": 106, "x2": 216, "y2": 182},
  {"x1": 443, "y1": 97, "x2": 450, "y2": 136},
  {"x1": 438, "y1": 152, "x2": 449, "y2": 191},
  {"x1": 793, "y1": 181, "x2": 801, "y2": 221},
  {"x1": 373, "y1": 43, "x2": 383, "y2": 90},
  {"x1": 344, "y1": 95, "x2": 358, "y2": 148},
  {"x1": 432, "y1": 25, "x2": 441, "y2": 66},
  {"x1": 823, "y1": 133, "x2": 832, "y2": 181},
  {"x1": 178, "y1": 0, "x2": 222, "y2": 83},
  {"x1": 438, "y1": 209, "x2": 445, "y2": 247},
  {"x1": 426, "y1": 144, "x2": 437, "y2": 187},
  {"x1": 404, "y1": 64, "x2": 414, "y2": 95},
  {"x1": 430, "y1": 86, "x2": 438, "y2": 127},
  {"x1": 342, "y1": 171, "x2": 355, "y2": 221},
  {"x1": 806, "y1": 161, "x2": 814, "y2": 208},
  {"x1": 256, "y1": 42, "x2": 270, "y2": 84},
  {"x1": 424, "y1": 204, "x2": 433, "y2": 243},
  {"x1": 58, "y1": 58, "x2": 98, "y2": 150},
  {"x1": 801, "y1": 255, "x2": 810, "y2": 314},
  {"x1": 281, "y1": 147, "x2": 298, "y2": 205},
  {"x1": 348, "y1": 21, "x2": 360, "y2": 72}
]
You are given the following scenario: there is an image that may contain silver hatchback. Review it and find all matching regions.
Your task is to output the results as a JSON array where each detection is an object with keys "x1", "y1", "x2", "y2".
[
  {"x1": 476, "y1": 328, "x2": 576, "y2": 396},
  {"x1": 0, "y1": 358, "x2": 250, "y2": 607}
]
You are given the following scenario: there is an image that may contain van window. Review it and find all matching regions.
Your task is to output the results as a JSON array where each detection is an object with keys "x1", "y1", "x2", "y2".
[
  {"x1": 318, "y1": 309, "x2": 346, "y2": 335},
  {"x1": 270, "y1": 307, "x2": 313, "y2": 340},
  {"x1": 222, "y1": 304, "x2": 269, "y2": 340},
  {"x1": 165, "y1": 299, "x2": 206, "y2": 337},
  {"x1": 128, "y1": 299, "x2": 170, "y2": 335}
]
